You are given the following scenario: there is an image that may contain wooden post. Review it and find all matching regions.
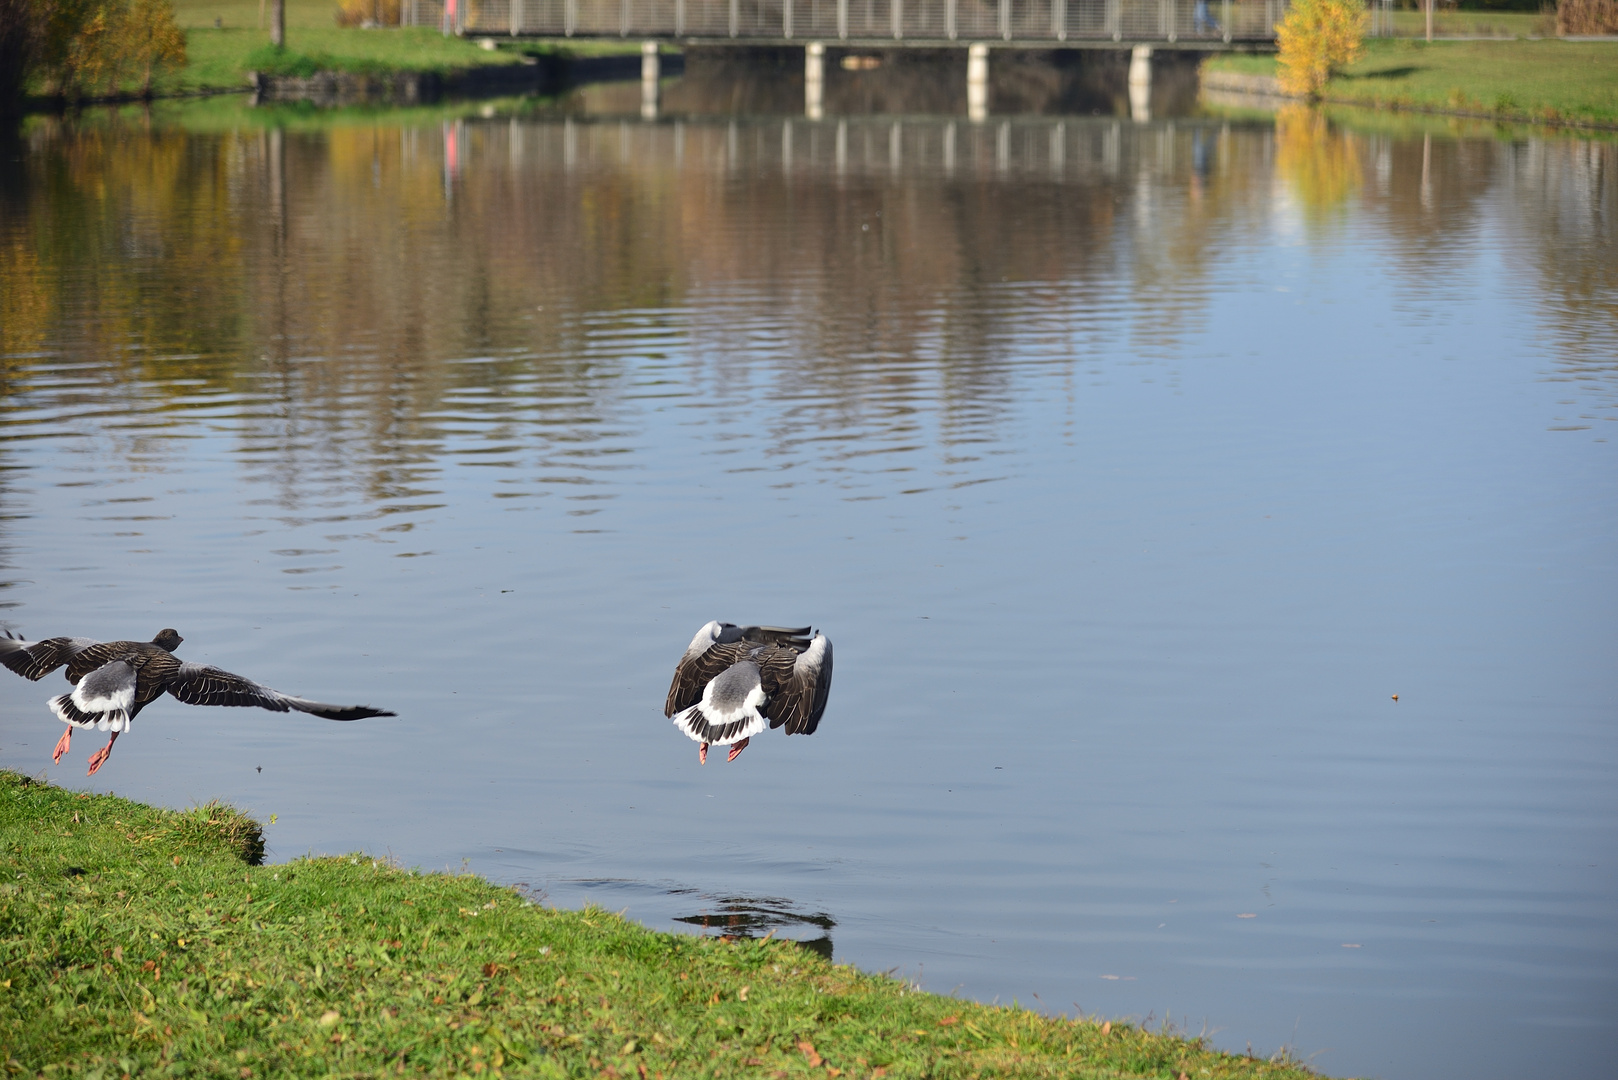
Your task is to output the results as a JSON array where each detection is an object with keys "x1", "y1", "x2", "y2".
[
  {"x1": 892, "y1": 0, "x2": 902, "y2": 39},
  {"x1": 565, "y1": 0, "x2": 576, "y2": 36},
  {"x1": 785, "y1": 0, "x2": 793, "y2": 37},
  {"x1": 730, "y1": 0, "x2": 738, "y2": 37},
  {"x1": 511, "y1": 0, "x2": 522, "y2": 35},
  {"x1": 1425, "y1": 0, "x2": 1433, "y2": 41},
  {"x1": 837, "y1": 0, "x2": 847, "y2": 39},
  {"x1": 998, "y1": 0, "x2": 1009, "y2": 39},
  {"x1": 270, "y1": 0, "x2": 283, "y2": 46},
  {"x1": 946, "y1": 0, "x2": 956, "y2": 39},
  {"x1": 676, "y1": 0, "x2": 684, "y2": 35},
  {"x1": 1222, "y1": 0, "x2": 1230, "y2": 42},
  {"x1": 1053, "y1": 0, "x2": 1065, "y2": 41}
]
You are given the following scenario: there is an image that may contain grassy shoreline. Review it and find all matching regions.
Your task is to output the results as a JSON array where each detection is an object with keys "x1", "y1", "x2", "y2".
[
  {"x1": 0, "y1": 770, "x2": 1328, "y2": 1078},
  {"x1": 1204, "y1": 38, "x2": 1618, "y2": 129}
]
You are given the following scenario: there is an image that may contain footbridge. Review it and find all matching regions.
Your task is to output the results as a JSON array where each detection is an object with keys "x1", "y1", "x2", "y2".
[{"x1": 414, "y1": 0, "x2": 1285, "y2": 48}]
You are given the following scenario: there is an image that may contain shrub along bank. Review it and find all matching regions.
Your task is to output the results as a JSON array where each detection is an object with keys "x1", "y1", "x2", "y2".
[{"x1": 0, "y1": 770, "x2": 1327, "y2": 1079}]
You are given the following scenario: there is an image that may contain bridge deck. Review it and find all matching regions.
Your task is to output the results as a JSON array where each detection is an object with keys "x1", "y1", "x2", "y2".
[{"x1": 408, "y1": 0, "x2": 1285, "y2": 46}]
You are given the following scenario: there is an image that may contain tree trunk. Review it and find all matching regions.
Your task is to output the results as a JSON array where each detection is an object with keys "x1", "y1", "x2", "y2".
[{"x1": 271, "y1": 0, "x2": 285, "y2": 47}]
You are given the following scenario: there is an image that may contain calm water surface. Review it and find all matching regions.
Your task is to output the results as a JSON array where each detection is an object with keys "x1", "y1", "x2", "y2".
[{"x1": 1, "y1": 97, "x2": 1615, "y2": 1080}]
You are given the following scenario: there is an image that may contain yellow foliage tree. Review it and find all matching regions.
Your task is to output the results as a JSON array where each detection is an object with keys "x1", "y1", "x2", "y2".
[
  {"x1": 1275, "y1": 0, "x2": 1368, "y2": 100},
  {"x1": 118, "y1": 0, "x2": 186, "y2": 95}
]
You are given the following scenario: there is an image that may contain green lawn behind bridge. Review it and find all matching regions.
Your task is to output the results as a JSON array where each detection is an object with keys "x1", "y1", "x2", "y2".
[{"x1": 1204, "y1": 37, "x2": 1618, "y2": 128}]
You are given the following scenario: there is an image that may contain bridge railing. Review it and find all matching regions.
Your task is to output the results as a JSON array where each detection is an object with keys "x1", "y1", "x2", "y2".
[{"x1": 453, "y1": 0, "x2": 1284, "y2": 41}]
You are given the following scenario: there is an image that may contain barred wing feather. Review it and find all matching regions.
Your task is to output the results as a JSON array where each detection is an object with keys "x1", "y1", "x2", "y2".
[
  {"x1": 665, "y1": 640, "x2": 755, "y2": 718},
  {"x1": 166, "y1": 663, "x2": 395, "y2": 721},
  {"x1": 0, "y1": 634, "x2": 100, "y2": 682},
  {"x1": 762, "y1": 634, "x2": 832, "y2": 736}
]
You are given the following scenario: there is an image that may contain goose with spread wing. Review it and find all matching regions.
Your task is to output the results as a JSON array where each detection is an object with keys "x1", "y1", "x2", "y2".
[
  {"x1": 1, "y1": 628, "x2": 396, "y2": 776},
  {"x1": 665, "y1": 621, "x2": 832, "y2": 764}
]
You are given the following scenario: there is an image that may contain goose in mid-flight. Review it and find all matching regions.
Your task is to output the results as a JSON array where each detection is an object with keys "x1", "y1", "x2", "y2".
[
  {"x1": 665, "y1": 621, "x2": 832, "y2": 764},
  {"x1": 0, "y1": 628, "x2": 396, "y2": 776}
]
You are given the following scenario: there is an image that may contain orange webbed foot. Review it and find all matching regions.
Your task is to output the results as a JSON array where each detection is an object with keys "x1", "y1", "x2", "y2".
[
  {"x1": 726, "y1": 737, "x2": 750, "y2": 763},
  {"x1": 85, "y1": 732, "x2": 118, "y2": 776},
  {"x1": 698, "y1": 743, "x2": 709, "y2": 766},
  {"x1": 52, "y1": 727, "x2": 73, "y2": 765}
]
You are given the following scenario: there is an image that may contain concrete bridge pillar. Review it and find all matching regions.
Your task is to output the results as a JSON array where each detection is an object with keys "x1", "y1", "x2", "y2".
[
  {"x1": 1128, "y1": 44, "x2": 1152, "y2": 122},
  {"x1": 805, "y1": 42, "x2": 825, "y2": 120},
  {"x1": 641, "y1": 41, "x2": 660, "y2": 120},
  {"x1": 966, "y1": 43, "x2": 989, "y2": 122}
]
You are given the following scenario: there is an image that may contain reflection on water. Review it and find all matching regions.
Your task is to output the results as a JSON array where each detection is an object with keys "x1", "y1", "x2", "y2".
[
  {"x1": 0, "y1": 103, "x2": 1615, "y2": 1080},
  {"x1": 671, "y1": 892, "x2": 837, "y2": 959}
]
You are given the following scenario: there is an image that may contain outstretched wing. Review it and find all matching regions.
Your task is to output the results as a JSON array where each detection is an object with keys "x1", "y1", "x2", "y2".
[
  {"x1": 0, "y1": 633, "x2": 99, "y2": 682},
  {"x1": 164, "y1": 663, "x2": 396, "y2": 721},
  {"x1": 664, "y1": 621, "x2": 755, "y2": 718},
  {"x1": 761, "y1": 633, "x2": 832, "y2": 736}
]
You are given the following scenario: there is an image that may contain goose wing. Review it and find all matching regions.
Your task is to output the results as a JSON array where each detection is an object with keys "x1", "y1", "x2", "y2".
[
  {"x1": 163, "y1": 663, "x2": 396, "y2": 720},
  {"x1": 665, "y1": 621, "x2": 751, "y2": 718},
  {"x1": 0, "y1": 633, "x2": 100, "y2": 682},
  {"x1": 760, "y1": 633, "x2": 832, "y2": 736}
]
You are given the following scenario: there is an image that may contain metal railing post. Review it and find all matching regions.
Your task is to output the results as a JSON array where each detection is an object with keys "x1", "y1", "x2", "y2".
[
  {"x1": 837, "y1": 0, "x2": 847, "y2": 39},
  {"x1": 946, "y1": 0, "x2": 956, "y2": 38},
  {"x1": 999, "y1": 0, "x2": 1009, "y2": 39},
  {"x1": 729, "y1": 0, "x2": 738, "y2": 36},
  {"x1": 892, "y1": 0, "x2": 902, "y2": 38},
  {"x1": 1053, "y1": 0, "x2": 1064, "y2": 40},
  {"x1": 564, "y1": 0, "x2": 575, "y2": 36},
  {"x1": 784, "y1": 0, "x2": 793, "y2": 37},
  {"x1": 675, "y1": 0, "x2": 684, "y2": 35}
]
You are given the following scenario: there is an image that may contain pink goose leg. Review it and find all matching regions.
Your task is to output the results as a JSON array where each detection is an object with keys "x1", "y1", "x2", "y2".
[
  {"x1": 726, "y1": 737, "x2": 750, "y2": 763},
  {"x1": 85, "y1": 731, "x2": 119, "y2": 776},
  {"x1": 698, "y1": 743, "x2": 709, "y2": 765},
  {"x1": 53, "y1": 727, "x2": 73, "y2": 764}
]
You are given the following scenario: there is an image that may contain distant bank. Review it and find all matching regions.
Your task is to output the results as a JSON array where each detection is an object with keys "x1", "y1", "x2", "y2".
[{"x1": 1202, "y1": 38, "x2": 1618, "y2": 130}]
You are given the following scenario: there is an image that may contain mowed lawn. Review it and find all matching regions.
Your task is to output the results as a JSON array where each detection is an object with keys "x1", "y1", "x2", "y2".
[
  {"x1": 0, "y1": 770, "x2": 1331, "y2": 1079},
  {"x1": 1206, "y1": 38, "x2": 1618, "y2": 127}
]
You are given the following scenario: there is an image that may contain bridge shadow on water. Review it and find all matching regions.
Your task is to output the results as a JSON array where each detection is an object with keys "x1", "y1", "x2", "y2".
[{"x1": 562, "y1": 45, "x2": 1202, "y2": 119}]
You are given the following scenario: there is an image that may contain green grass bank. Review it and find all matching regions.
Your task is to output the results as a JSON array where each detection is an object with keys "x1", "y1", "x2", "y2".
[
  {"x1": 0, "y1": 770, "x2": 1328, "y2": 1079},
  {"x1": 1204, "y1": 38, "x2": 1618, "y2": 128}
]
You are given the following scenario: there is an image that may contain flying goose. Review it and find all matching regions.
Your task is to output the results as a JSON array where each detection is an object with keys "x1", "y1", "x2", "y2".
[
  {"x1": 665, "y1": 621, "x2": 832, "y2": 764},
  {"x1": 0, "y1": 628, "x2": 396, "y2": 776}
]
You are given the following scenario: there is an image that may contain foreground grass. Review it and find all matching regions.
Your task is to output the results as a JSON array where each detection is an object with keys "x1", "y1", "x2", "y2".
[
  {"x1": 0, "y1": 770, "x2": 1326, "y2": 1079},
  {"x1": 1206, "y1": 38, "x2": 1618, "y2": 127}
]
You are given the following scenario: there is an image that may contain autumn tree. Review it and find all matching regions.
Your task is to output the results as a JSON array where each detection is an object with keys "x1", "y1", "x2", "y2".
[
  {"x1": 118, "y1": 0, "x2": 186, "y2": 95},
  {"x1": 1275, "y1": 0, "x2": 1368, "y2": 100}
]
